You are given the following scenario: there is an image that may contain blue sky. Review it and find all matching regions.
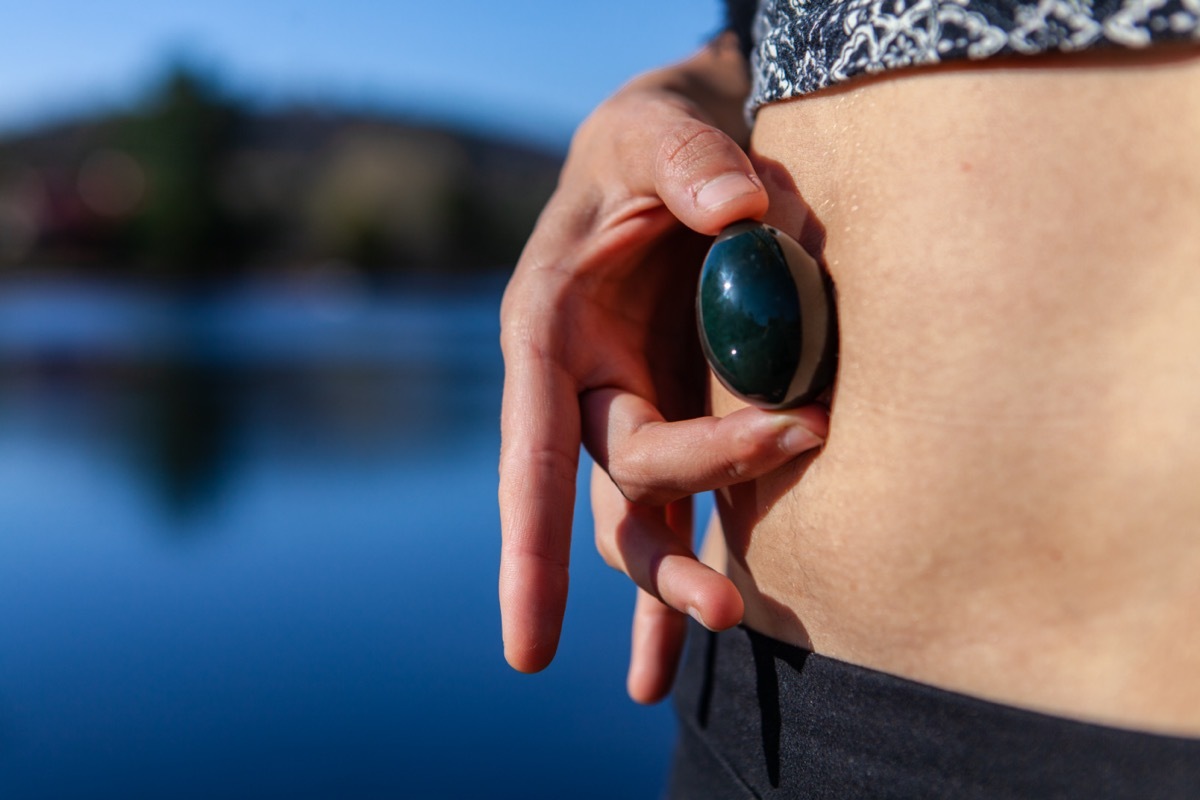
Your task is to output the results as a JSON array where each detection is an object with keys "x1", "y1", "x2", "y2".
[{"x1": 1, "y1": 1, "x2": 727, "y2": 148}]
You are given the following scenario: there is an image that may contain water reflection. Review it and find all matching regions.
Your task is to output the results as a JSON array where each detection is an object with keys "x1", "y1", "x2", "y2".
[
  {"x1": 0, "y1": 275, "x2": 504, "y2": 519},
  {"x1": 140, "y1": 360, "x2": 235, "y2": 517},
  {"x1": 0, "y1": 275, "x2": 676, "y2": 798}
]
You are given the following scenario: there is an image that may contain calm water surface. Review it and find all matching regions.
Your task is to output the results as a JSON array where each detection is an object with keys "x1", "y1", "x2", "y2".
[{"x1": 0, "y1": 275, "x2": 676, "y2": 799}]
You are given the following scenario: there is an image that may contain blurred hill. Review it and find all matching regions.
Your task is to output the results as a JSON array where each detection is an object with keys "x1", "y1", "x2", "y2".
[{"x1": 0, "y1": 66, "x2": 563, "y2": 287}]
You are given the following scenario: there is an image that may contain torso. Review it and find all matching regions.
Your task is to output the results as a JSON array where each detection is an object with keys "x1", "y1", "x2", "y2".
[{"x1": 707, "y1": 48, "x2": 1200, "y2": 735}]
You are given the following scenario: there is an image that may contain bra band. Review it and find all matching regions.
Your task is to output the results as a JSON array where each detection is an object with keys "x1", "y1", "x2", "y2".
[{"x1": 726, "y1": 0, "x2": 1200, "y2": 115}]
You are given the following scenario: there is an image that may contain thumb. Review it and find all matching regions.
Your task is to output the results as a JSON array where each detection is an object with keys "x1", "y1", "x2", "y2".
[{"x1": 653, "y1": 119, "x2": 769, "y2": 235}]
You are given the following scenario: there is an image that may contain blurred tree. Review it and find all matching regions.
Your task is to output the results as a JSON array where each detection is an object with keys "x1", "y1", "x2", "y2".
[
  {"x1": 118, "y1": 64, "x2": 262, "y2": 286},
  {"x1": 0, "y1": 61, "x2": 562, "y2": 284}
]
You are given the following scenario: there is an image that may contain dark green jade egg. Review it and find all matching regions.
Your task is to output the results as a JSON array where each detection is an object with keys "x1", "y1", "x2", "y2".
[{"x1": 696, "y1": 222, "x2": 838, "y2": 408}]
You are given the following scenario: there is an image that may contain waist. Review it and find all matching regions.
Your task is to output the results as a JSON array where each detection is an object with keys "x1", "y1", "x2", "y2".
[{"x1": 708, "y1": 48, "x2": 1200, "y2": 734}]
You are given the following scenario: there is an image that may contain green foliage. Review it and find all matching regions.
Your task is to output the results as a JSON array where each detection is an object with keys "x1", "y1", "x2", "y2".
[
  {"x1": 0, "y1": 61, "x2": 563, "y2": 284},
  {"x1": 118, "y1": 65, "x2": 259, "y2": 284}
]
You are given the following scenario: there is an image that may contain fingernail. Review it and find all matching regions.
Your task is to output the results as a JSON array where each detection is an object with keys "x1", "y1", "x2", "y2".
[
  {"x1": 695, "y1": 172, "x2": 760, "y2": 212},
  {"x1": 687, "y1": 606, "x2": 712, "y2": 631},
  {"x1": 780, "y1": 423, "x2": 824, "y2": 455}
]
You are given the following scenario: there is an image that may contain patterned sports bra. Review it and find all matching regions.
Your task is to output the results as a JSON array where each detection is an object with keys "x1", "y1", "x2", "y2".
[{"x1": 726, "y1": 0, "x2": 1200, "y2": 112}]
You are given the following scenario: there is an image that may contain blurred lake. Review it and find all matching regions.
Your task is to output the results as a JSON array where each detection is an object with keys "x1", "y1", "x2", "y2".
[{"x1": 0, "y1": 273, "x2": 675, "y2": 799}]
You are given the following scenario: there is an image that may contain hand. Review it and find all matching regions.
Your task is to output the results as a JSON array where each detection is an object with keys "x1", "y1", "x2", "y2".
[
  {"x1": 498, "y1": 34, "x2": 828, "y2": 699},
  {"x1": 587, "y1": 398, "x2": 827, "y2": 702}
]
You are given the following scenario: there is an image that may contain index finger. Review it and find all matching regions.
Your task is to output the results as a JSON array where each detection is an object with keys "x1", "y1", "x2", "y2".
[{"x1": 498, "y1": 322, "x2": 582, "y2": 673}]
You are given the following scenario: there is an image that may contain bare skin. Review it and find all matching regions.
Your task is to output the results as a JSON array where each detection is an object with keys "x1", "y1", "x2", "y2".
[
  {"x1": 708, "y1": 48, "x2": 1200, "y2": 735},
  {"x1": 497, "y1": 32, "x2": 1200, "y2": 734}
]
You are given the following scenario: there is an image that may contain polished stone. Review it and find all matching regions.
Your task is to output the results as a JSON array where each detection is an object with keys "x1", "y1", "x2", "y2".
[
  {"x1": 696, "y1": 222, "x2": 837, "y2": 408},
  {"x1": 698, "y1": 225, "x2": 802, "y2": 406}
]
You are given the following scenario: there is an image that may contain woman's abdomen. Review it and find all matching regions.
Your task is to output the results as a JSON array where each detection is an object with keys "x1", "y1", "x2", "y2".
[{"x1": 712, "y1": 50, "x2": 1200, "y2": 734}]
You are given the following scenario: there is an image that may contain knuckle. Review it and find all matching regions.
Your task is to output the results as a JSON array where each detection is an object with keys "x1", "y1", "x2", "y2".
[
  {"x1": 594, "y1": 530, "x2": 622, "y2": 571},
  {"x1": 656, "y1": 122, "x2": 731, "y2": 182},
  {"x1": 498, "y1": 308, "x2": 536, "y2": 360},
  {"x1": 606, "y1": 464, "x2": 644, "y2": 504},
  {"x1": 720, "y1": 426, "x2": 768, "y2": 482},
  {"x1": 533, "y1": 445, "x2": 580, "y2": 491},
  {"x1": 722, "y1": 457, "x2": 751, "y2": 483},
  {"x1": 620, "y1": 482, "x2": 657, "y2": 507},
  {"x1": 607, "y1": 448, "x2": 660, "y2": 507},
  {"x1": 498, "y1": 297, "x2": 563, "y2": 365}
]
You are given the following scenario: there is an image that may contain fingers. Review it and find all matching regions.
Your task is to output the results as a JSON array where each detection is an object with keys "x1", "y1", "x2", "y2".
[
  {"x1": 591, "y1": 466, "x2": 744, "y2": 631},
  {"x1": 582, "y1": 388, "x2": 828, "y2": 506},
  {"x1": 498, "y1": 344, "x2": 581, "y2": 673},
  {"x1": 498, "y1": 54, "x2": 770, "y2": 677},
  {"x1": 569, "y1": 86, "x2": 768, "y2": 239},
  {"x1": 652, "y1": 116, "x2": 769, "y2": 235},
  {"x1": 627, "y1": 589, "x2": 687, "y2": 704}
]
